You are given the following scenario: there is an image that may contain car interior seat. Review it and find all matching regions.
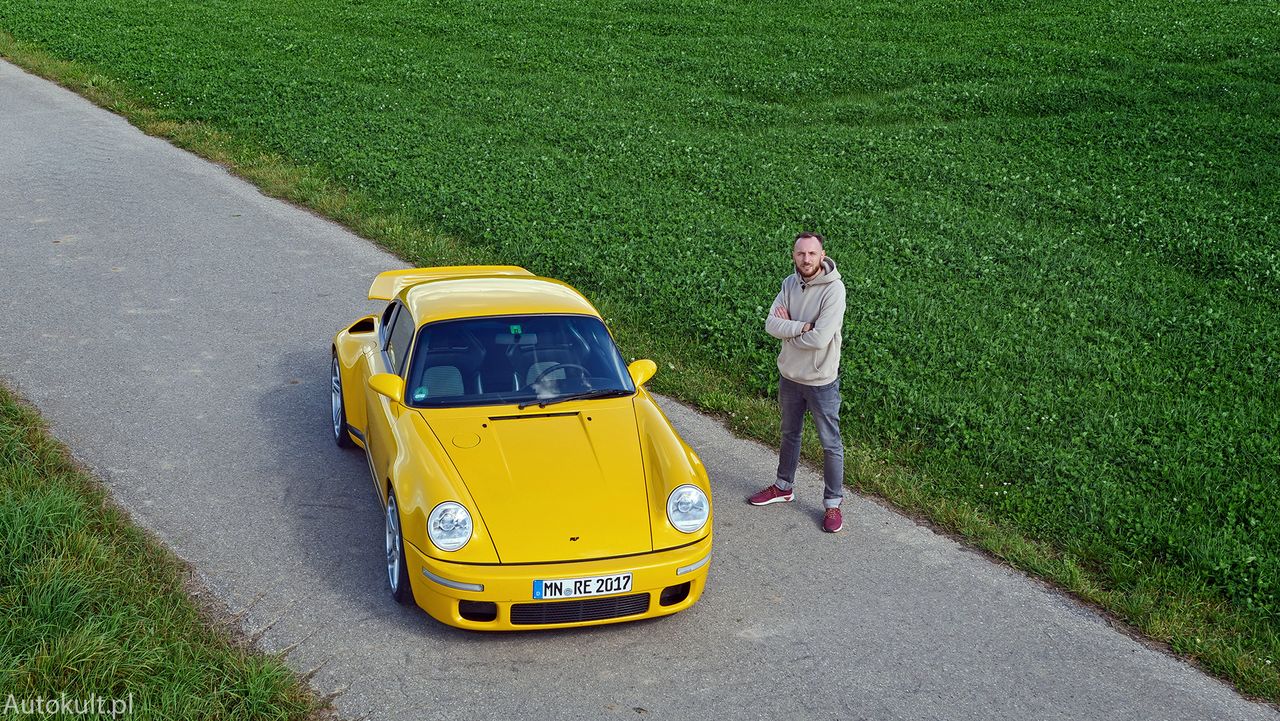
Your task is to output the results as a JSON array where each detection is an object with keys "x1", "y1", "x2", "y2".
[{"x1": 411, "y1": 326, "x2": 484, "y2": 402}]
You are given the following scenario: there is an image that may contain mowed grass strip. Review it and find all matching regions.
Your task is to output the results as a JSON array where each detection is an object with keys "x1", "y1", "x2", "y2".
[
  {"x1": 0, "y1": 385, "x2": 321, "y2": 719},
  {"x1": 1, "y1": 0, "x2": 1277, "y2": 699}
]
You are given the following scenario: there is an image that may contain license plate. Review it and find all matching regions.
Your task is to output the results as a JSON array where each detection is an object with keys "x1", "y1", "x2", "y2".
[{"x1": 533, "y1": 573, "x2": 633, "y2": 600}]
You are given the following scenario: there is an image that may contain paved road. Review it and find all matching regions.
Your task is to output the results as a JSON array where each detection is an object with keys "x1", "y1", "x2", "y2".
[{"x1": 2, "y1": 59, "x2": 1276, "y2": 721}]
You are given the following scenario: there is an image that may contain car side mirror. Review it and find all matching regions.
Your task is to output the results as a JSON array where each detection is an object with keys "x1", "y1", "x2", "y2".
[
  {"x1": 368, "y1": 373, "x2": 405, "y2": 404},
  {"x1": 628, "y1": 359, "x2": 657, "y2": 387}
]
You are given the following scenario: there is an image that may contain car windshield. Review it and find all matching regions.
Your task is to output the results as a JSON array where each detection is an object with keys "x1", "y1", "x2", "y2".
[{"x1": 404, "y1": 314, "x2": 636, "y2": 409}]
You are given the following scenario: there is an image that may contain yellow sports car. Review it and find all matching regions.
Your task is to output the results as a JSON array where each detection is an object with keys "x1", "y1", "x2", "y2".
[{"x1": 331, "y1": 266, "x2": 712, "y2": 629}]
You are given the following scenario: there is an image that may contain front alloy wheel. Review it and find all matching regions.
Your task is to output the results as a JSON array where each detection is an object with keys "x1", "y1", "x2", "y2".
[{"x1": 385, "y1": 488, "x2": 414, "y2": 606}]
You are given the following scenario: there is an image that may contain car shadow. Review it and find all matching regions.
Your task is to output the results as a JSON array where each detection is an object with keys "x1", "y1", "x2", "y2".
[{"x1": 254, "y1": 347, "x2": 455, "y2": 635}]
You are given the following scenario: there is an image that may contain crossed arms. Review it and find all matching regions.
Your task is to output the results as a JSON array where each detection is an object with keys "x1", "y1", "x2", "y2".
[{"x1": 763, "y1": 287, "x2": 846, "y2": 350}]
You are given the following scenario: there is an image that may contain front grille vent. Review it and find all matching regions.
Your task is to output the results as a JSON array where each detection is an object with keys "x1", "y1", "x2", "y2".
[{"x1": 510, "y1": 593, "x2": 649, "y2": 625}]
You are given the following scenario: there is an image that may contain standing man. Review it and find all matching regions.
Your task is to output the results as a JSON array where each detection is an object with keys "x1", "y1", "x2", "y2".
[{"x1": 749, "y1": 232, "x2": 848, "y2": 533}]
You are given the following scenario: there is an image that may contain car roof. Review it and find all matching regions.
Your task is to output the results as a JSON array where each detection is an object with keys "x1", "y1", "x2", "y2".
[{"x1": 400, "y1": 275, "x2": 602, "y2": 326}]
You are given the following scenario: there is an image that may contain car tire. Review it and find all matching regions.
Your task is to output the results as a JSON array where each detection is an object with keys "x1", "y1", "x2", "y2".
[
  {"x1": 331, "y1": 351, "x2": 355, "y2": 449},
  {"x1": 385, "y1": 487, "x2": 415, "y2": 606}
]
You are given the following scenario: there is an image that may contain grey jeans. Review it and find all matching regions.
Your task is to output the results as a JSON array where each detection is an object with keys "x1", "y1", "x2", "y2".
[{"x1": 775, "y1": 376, "x2": 845, "y2": 508}]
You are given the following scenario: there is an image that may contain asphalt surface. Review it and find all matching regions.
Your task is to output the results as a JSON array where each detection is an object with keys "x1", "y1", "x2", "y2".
[{"x1": 2, "y1": 59, "x2": 1276, "y2": 721}]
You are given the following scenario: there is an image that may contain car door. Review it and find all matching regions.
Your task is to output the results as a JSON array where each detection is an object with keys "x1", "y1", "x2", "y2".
[{"x1": 365, "y1": 300, "x2": 415, "y2": 506}]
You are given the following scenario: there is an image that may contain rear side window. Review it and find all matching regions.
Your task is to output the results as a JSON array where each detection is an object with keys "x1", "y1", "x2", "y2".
[{"x1": 384, "y1": 304, "x2": 415, "y2": 376}]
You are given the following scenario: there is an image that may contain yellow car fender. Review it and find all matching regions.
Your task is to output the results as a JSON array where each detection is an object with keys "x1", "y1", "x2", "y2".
[
  {"x1": 633, "y1": 388, "x2": 714, "y2": 550},
  {"x1": 333, "y1": 316, "x2": 378, "y2": 442},
  {"x1": 389, "y1": 410, "x2": 501, "y2": 565}
]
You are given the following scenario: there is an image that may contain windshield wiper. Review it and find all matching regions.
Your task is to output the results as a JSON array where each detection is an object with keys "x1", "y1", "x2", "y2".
[{"x1": 518, "y1": 388, "x2": 633, "y2": 410}]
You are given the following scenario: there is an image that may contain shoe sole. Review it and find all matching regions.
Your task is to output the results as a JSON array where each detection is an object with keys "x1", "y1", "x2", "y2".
[
  {"x1": 823, "y1": 522, "x2": 843, "y2": 533},
  {"x1": 748, "y1": 494, "x2": 794, "y2": 506}
]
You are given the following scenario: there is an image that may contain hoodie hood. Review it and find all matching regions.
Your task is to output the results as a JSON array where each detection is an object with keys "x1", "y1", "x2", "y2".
[{"x1": 795, "y1": 257, "x2": 841, "y2": 289}]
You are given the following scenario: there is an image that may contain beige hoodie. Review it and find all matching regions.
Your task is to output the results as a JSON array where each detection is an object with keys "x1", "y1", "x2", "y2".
[{"x1": 764, "y1": 257, "x2": 846, "y2": 386}]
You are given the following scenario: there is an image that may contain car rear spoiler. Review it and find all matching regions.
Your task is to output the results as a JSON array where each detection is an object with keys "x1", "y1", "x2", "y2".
[{"x1": 368, "y1": 266, "x2": 534, "y2": 300}]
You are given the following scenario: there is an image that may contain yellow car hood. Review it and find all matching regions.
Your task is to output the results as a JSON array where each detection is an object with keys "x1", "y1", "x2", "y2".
[{"x1": 423, "y1": 399, "x2": 652, "y2": 563}]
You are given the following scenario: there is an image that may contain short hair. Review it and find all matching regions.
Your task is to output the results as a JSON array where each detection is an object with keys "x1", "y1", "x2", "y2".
[{"x1": 795, "y1": 232, "x2": 825, "y2": 247}]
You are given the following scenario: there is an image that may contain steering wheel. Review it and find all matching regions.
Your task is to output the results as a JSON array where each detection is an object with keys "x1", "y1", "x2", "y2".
[{"x1": 528, "y1": 363, "x2": 590, "y2": 387}]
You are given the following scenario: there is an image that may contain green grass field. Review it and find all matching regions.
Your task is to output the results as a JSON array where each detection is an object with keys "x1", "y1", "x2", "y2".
[
  {"x1": 0, "y1": 387, "x2": 320, "y2": 719},
  {"x1": 2, "y1": 0, "x2": 1277, "y2": 699}
]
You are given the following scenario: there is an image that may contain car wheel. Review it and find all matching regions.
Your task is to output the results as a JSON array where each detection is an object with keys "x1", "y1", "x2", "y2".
[
  {"x1": 385, "y1": 487, "x2": 415, "y2": 606},
  {"x1": 331, "y1": 352, "x2": 355, "y2": 448}
]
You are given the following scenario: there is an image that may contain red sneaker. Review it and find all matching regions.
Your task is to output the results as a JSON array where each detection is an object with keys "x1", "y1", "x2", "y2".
[
  {"x1": 748, "y1": 484, "x2": 794, "y2": 506},
  {"x1": 823, "y1": 507, "x2": 844, "y2": 533}
]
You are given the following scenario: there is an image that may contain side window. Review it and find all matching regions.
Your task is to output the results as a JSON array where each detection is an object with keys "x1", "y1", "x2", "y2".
[
  {"x1": 380, "y1": 303, "x2": 398, "y2": 356},
  {"x1": 384, "y1": 304, "x2": 416, "y2": 377},
  {"x1": 380, "y1": 302, "x2": 397, "y2": 338}
]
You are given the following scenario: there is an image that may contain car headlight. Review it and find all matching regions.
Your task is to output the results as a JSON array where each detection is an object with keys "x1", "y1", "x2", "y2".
[
  {"x1": 666, "y1": 484, "x2": 709, "y2": 533},
  {"x1": 427, "y1": 501, "x2": 472, "y2": 551}
]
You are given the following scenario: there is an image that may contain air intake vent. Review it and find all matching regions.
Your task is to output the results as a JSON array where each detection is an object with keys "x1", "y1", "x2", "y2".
[
  {"x1": 510, "y1": 593, "x2": 650, "y2": 625},
  {"x1": 489, "y1": 411, "x2": 580, "y2": 421}
]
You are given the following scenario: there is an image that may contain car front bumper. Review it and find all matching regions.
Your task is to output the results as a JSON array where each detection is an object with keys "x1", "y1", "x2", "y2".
[{"x1": 404, "y1": 535, "x2": 712, "y2": 630}]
